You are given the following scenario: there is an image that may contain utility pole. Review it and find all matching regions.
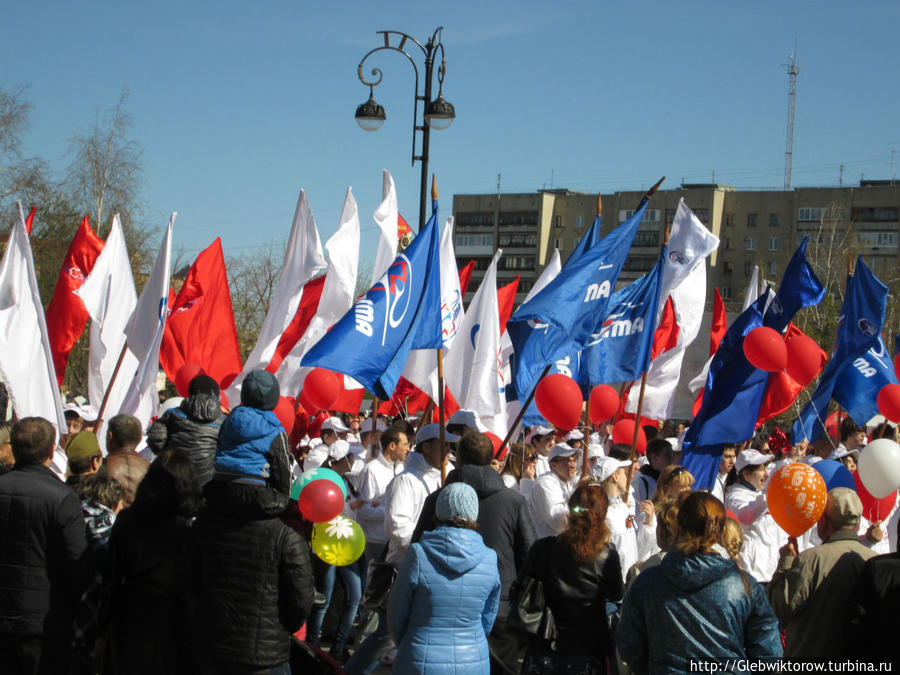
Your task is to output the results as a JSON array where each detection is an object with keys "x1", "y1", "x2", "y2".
[{"x1": 783, "y1": 43, "x2": 800, "y2": 190}]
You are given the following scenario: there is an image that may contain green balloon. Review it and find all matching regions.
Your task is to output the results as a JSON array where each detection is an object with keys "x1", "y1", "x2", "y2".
[
  {"x1": 311, "y1": 516, "x2": 366, "y2": 566},
  {"x1": 291, "y1": 467, "x2": 348, "y2": 501}
]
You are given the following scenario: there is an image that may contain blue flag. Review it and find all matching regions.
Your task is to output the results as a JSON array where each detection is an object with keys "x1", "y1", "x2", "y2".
[
  {"x1": 683, "y1": 237, "x2": 824, "y2": 488},
  {"x1": 792, "y1": 257, "x2": 888, "y2": 443},
  {"x1": 301, "y1": 201, "x2": 442, "y2": 400},
  {"x1": 580, "y1": 250, "x2": 665, "y2": 385},
  {"x1": 832, "y1": 334, "x2": 898, "y2": 426},
  {"x1": 509, "y1": 201, "x2": 648, "y2": 404}
]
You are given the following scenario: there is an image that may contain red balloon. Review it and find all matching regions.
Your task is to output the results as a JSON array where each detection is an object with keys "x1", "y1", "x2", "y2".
[
  {"x1": 589, "y1": 385, "x2": 620, "y2": 425},
  {"x1": 877, "y1": 384, "x2": 900, "y2": 423},
  {"x1": 743, "y1": 327, "x2": 787, "y2": 372},
  {"x1": 297, "y1": 478, "x2": 345, "y2": 523},
  {"x1": 853, "y1": 472, "x2": 897, "y2": 522},
  {"x1": 485, "y1": 432, "x2": 504, "y2": 460},
  {"x1": 535, "y1": 374, "x2": 583, "y2": 431},
  {"x1": 611, "y1": 419, "x2": 647, "y2": 455},
  {"x1": 303, "y1": 368, "x2": 340, "y2": 411},
  {"x1": 273, "y1": 396, "x2": 296, "y2": 435},
  {"x1": 174, "y1": 363, "x2": 205, "y2": 397},
  {"x1": 785, "y1": 333, "x2": 824, "y2": 386}
]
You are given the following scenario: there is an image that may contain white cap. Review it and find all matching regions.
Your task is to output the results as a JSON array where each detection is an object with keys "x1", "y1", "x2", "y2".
[
  {"x1": 592, "y1": 456, "x2": 632, "y2": 483},
  {"x1": 587, "y1": 443, "x2": 605, "y2": 459},
  {"x1": 347, "y1": 442, "x2": 368, "y2": 456},
  {"x1": 564, "y1": 429, "x2": 584, "y2": 441},
  {"x1": 329, "y1": 439, "x2": 351, "y2": 461},
  {"x1": 829, "y1": 447, "x2": 860, "y2": 461},
  {"x1": 79, "y1": 405, "x2": 98, "y2": 421},
  {"x1": 321, "y1": 416, "x2": 350, "y2": 433},
  {"x1": 447, "y1": 409, "x2": 485, "y2": 432},
  {"x1": 525, "y1": 425, "x2": 554, "y2": 445},
  {"x1": 735, "y1": 450, "x2": 774, "y2": 473},
  {"x1": 416, "y1": 423, "x2": 460, "y2": 444},
  {"x1": 359, "y1": 418, "x2": 388, "y2": 433},
  {"x1": 547, "y1": 443, "x2": 581, "y2": 462},
  {"x1": 63, "y1": 402, "x2": 82, "y2": 415}
]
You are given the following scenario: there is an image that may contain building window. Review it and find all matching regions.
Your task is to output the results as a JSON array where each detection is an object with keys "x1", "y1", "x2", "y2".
[
  {"x1": 456, "y1": 234, "x2": 494, "y2": 247},
  {"x1": 724, "y1": 237, "x2": 732, "y2": 250},
  {"x1": 553, "y1": 237, "x2": 561, "y2": 250},
  {"x1": 745, "y1": 238, "x2": 756, "y2": 251},
  {"x1": 768, "y1": 261, "x2": 778, "y2": 277},
  {"x1": 501, "y1": 256, "x2": 535, "y2": 271},
  {"x1": 633, "y1": 231, "x2": 659, "y2": 247},
  {"x1": 618, "y1": 209, "x2": 661, "y2": 224},
  {"x1": 469, "y1": 257, "x2": 493, "y2": 271},
  {"x1": 723, "y1": 261, "x2": 733, "y2": 275},
  {"x1": 769, "y1": 213, "x2": 779, "y2": 227},
  {"x1": 518, "y1": 279, "x2": 534, "y2": 294},
  {"x1": 797, "y1": 207, "x2": 824, "y2": 222},
  {"x1": 692, "y1": 208, "x2": 709, "y2": 224},
  {"x1": 498, "y1": 211, "x2": 538, "y2": 227},
  {"x1": 725, "y1": 213, "x2": 735, "y2": 227},
  {"x1": 457, "y1": 212, "x2": 493, "y2": 227},
  {"x1": 720, "y1": 287, "x2": 732, "y2": 300},
  {"x1": 852, "y1": 207, "x2": 899, "y2": 222},
  {"x1": 855, "y1": 231, "x2": 899, "y2": 247},
  {"x1": 768, "y1": 237, "x2": 778, "y2": 251},
  {"x1": 498, "y1": 233, "x2": 537, "y2": 247},
  {"x1": 575, "y1": 215, "x2": 585, "y2": 229},
  {"x1": 747, "y1": 213, "x2": 758, "y2": 227},
  {"x1": 554, "y1": 215, "x2": 563, "y2": 229},
  {"x1": 744, "y1": 261, "x2": 754, "y2": 276},
  {"x1": 622, "y1": 257, "x2": 657, "y2": 272}
]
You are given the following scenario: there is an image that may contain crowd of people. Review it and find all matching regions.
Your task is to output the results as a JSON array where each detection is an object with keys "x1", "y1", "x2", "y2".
[{"x1": 1, "y1": 371, "x2": 899, "y2": 674}]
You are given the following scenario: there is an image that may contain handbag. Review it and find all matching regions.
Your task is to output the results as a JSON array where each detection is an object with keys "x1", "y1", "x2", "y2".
[
  {"x1": 360, "y1": 543, "x2": 397, "y2": 612},
  {"x1": 506, "y1": 538, "x2": 557, "y2": 646}
]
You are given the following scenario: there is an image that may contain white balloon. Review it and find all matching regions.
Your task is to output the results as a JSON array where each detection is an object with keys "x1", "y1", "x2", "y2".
[{"x1": 858, "y1": 438, "x2": 900, "y2": 499}]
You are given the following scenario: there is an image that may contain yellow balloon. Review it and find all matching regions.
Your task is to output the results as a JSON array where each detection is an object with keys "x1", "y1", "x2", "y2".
[{"x1": 311, "y1": 516, "x2": 366, "y2": 566}]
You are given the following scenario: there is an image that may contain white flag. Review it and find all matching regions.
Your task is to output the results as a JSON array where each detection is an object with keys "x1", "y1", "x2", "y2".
[
  {"x1": 75, "y1": 215, "x2": 140, "y2": 448},
  {"x1": 275, "y1": 187, "x2": 360, "y2": 396},
  {"x1": 445, "y1": 250, "x2": 505, "y2": 435},
  {"x1": 228, "y1": 190, "x2": 326, "y2": 402},
  {"x1": 625, "y1": 199, "x2": 719, "y2": 420},
  {"x1": 0, "y1": 203, "x2": 67, "y2": 474},
  {"x1": 119, "y1": 213, "x2": 175, "y2": 426},
  {"x1": 400, "y1": 216, "x2": 463, "y2": 401},
  {"x1": 372, "y1": 169, "x2": 399, "y2": 285}
]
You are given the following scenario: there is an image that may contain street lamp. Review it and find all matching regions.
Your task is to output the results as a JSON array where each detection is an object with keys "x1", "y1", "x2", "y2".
[{"x1": 355, "y1": 27, "x2": 455, "y2": 232}]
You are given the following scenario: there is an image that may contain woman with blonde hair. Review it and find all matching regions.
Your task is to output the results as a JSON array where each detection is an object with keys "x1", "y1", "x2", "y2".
[
  {"x1": 501, "y1": 442, "x2": 537, "y2": 498},
  {"x1": 617, "y1": 492, "x2": 781, "y2": 672},
  {"x1": 636, "y1": 465, "x2": 695, "y2": 561}
]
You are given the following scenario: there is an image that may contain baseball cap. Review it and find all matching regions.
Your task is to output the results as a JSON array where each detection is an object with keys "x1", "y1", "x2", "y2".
[
  {"x1": 547, "y1": 443, "x2": 581, "y2": 462},
  {"x1": 359, "y1": 418, "x2": 388, "y2": 433},
  {"x1": 447, "y1": 409, "x2": 485, "y2": 432},
  {"x1": 592, "y1": 456, "x2": 632, "y2": 483},
  {"x1": 587, "y1": 443, "x2": 605, "y2": 459},
  {"x1": 525, "y1": 425, "x2": 554, "y2": 445},
  {"x1": 824, "y1": 487, "x2": 863, "y2": 527},
  {"x1": 416, "y1": 423, "x2": 460, "y2": 445},
  {"x1": 65, "y1": 431, "x2": 101, "y2": 462},
  {"x1": 828, "y1": 447, "x2": 860, "y2": 461},
  {"x1": 735, "y1": 450, "x2": 774, "y2": 473},
  {"x1": 564, "y1": 429, "x2": 584, "y2": 442},
  {"x1": 321, "y1": 417, "x2": 350, "y2": 433}
]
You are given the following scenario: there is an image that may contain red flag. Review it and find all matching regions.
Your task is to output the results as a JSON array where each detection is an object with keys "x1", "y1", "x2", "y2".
[
  {"x1": 265, "y1": 275, "x2": 326, "y2": 375},
  {"x1": 45, "y1": 216, "x2": 105, "y2": 385},
  {"x1": 24, "y1": 206, "x2": 36, "y2": 235},
  {"x1": 458, "y1": 261, "x2": 476, "y2": 298},
  {"x1": 331, "y1": 379, "x2": 367, "y2": 414},
  {"x1": 160, "y1": 238, "x2": 242, "y2": 387},
  {"x1": 650, "y1": 297, "x2": 680, "y2": 360},
  {"x1": 497, "y1": 276, "x2": 520, "y2": 334},
  {"x1": 692, "y1": 288, "x2": 728, "y2": 417},
  {"x1": 756, "y1": 323, "x2": 826, "y2": 425},
  {"x1": 398, "y1": 213, "x2": 413, "y2": 240}
]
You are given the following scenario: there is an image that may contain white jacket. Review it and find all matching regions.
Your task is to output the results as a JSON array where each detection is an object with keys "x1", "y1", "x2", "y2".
[
  {"x1": 355, "y1": 452, "x2": 403, "y2": 545},
  {"x1": 384, "y1": 451, "x2": 442, "y2": 564},
  {"x1": 607, "y1": 496, "x2": 638, "y2": 584},
  {"x1": 529, "y1": 471, "x2": 573, "y2": 539},
  {"x1": 725, "y1": 482, "x2": 787, "y2": 583}
]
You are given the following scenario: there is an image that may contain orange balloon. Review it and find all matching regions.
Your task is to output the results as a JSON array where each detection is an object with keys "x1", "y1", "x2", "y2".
[{"x1": 766, "y1": 463, "x2": 828, "y2": 537}]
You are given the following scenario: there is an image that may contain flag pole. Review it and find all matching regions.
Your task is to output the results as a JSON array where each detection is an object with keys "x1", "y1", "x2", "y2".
[
  {"x1": 580, "y1": 193, "x2": 604, "y2": 483},
  {"x1": 95, "y1": 342, "x2": 129, "y2": 430},
  {"x1": 368, "y1": 396, "x2": 379, "y2": 460},
  {"x1": 431, "y1": 175, "x2": 449, "y2": 485},
  {"x1": 496, "y1": 363, "x2": 553, "y2": 460}
]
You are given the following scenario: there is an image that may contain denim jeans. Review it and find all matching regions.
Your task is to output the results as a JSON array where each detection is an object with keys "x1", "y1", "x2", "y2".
[{"x1": 306, "y1": 558, "x2": 363, "y2": 651}]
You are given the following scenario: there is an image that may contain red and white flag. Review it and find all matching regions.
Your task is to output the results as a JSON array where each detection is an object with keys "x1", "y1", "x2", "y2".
[
  {"x1": 625, "y1": 199, "x2": 719, "y2": 420},
  {"x1": 45, "y1": 215, "x2": 105, "y2": 385},
  {"x1": 274, "y1": 187, "x2": 360, "y2": 397},
  {"x1": 0, "y1": 203, "x2": 67, "y2": 474}
]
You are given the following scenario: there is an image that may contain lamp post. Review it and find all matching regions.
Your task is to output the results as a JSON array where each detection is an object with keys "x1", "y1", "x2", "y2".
[{"x1": 355, "y1": 27, "x2": 455, "y2": 232}]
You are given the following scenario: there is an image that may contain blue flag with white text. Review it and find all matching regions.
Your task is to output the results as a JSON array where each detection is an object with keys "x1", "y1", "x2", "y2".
[
  {"x1": 792, "y1": 257, "x2": 888, "y2": 443},
  {"x1": 301, "y1": 201, "x2": 442, "y2": 400},
  {"x1": 832, "y1": 334, "x2": 898, "y2": 426}
]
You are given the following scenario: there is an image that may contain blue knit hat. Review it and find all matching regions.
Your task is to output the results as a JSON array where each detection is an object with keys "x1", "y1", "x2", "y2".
[{"x1": 436, "y1": 482, "x2": 479, "y2": 523}]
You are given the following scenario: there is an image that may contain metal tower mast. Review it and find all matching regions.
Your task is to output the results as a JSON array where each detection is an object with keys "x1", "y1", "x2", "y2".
[{"x1": 783, "y1": 44, "x2": 800, "y2": 190}]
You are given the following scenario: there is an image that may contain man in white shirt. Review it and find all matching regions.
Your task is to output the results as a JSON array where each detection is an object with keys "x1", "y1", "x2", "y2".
[
  {"x1": 305, "y1": 416, "x2": 350, "y2": 470},
  {"x1": 711, "y1": 444, "x2": 737, "y2": 501},
  {"x1": 524, "y1": 425, "x2": 555, "y2": 478},
  {"x1": 530, "y1": 443, "x2": 580, "y2": 539},
  {"x1": 355, "y1": 428, "x2": 409, "y2": 562}
]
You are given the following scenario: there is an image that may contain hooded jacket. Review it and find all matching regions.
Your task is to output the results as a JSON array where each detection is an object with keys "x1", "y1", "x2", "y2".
[
  {"x1": 146, "y1": 393, "x2": 224, "y2": 486},
  {"x1": 412, "y1": 464, "x2": 535, "y2": 617},
  {"x1": 388, "y1": 526, "x2": 501, "y2": 674},
  {"x1": 617, "y1": 549, "x2": 782, "y2": 674}
]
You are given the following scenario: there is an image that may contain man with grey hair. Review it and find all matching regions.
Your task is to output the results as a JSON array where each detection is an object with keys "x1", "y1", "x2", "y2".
[{"x1": 768, "y1": 487, "x2": 876, "y2": 658}]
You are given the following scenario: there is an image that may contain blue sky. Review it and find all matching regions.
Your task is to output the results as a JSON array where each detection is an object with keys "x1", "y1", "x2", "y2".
[{"x1": 2, "y1": 1, "x2": 898, "y2": 267}]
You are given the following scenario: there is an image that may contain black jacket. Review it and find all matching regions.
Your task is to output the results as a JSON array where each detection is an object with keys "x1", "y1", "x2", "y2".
[
  {"x1": 413, "y1": 464, "x2": 535, "y2": 615},
  {"x1": 0, "y1": 463, "x2": 90, "y2": 637},
  {"x1": 192, "y1": 479, "x2": 315, "y2": 668},
  {"x1": 147, "y1": 394, "x2": 224, "y2": 487},
  {"x1": 847, "y1": 551, "x2": 900, "y2": 660}
]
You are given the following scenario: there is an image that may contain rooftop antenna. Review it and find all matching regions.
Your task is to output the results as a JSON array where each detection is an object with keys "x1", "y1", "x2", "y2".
[
  {"x1": 782, "y1": 41, "x2": 800, "y2": 190},
  {"x1": 839, "y1": 164, "x2": 844, "y2": 187}
]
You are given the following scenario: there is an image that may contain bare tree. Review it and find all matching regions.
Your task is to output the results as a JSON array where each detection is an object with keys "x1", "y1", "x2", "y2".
[
  {"x1": 0, "y1": 84, "x2": 47, "y2": 208},
  {"x1": 227, "y1": 242, "x2": 285, "y2": 358}
]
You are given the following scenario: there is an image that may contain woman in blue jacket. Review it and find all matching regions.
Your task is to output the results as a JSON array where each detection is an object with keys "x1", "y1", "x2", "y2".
[
  {"x1": 388, "y1": 482, "x2": 501, "y2": 674},
  {"x1": 617, "y1": 492, "x2": 782, "y2": 674}
]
